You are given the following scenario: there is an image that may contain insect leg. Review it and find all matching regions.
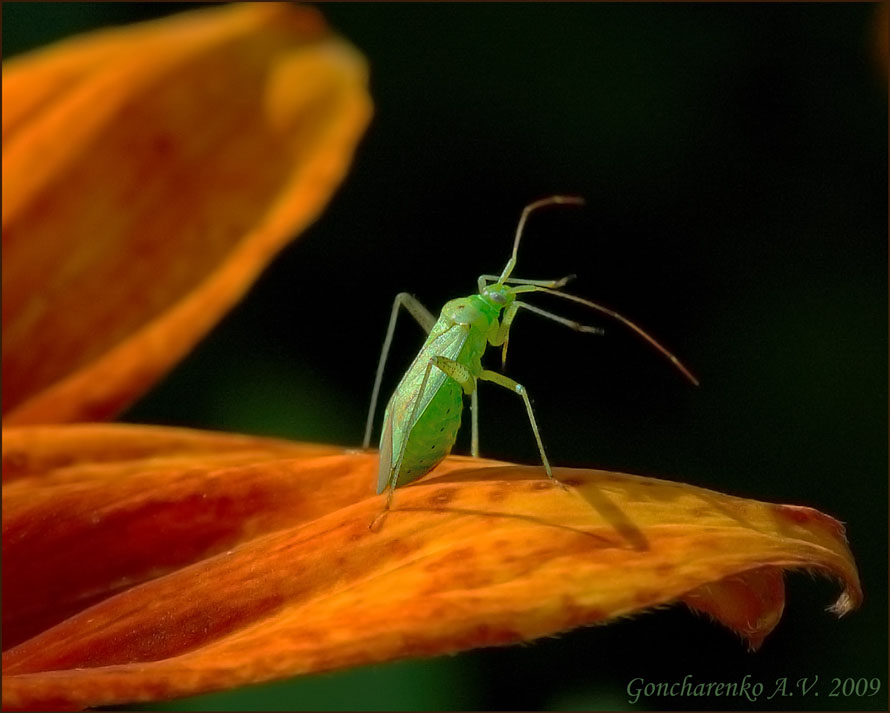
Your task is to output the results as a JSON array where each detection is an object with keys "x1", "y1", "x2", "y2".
[
  {"x1": 477, "y1": 274, "x2": 575, "y2": 292},
  {"x1": 514, "y1": 301, "x2": 605, "y2": 335},
  {"x1": 478, "y1": 369, "x2": 564, "y2": 486},
  {"x1": 471, "y1": 389, "x2": 479, "y2": 458},
  {"x1": 423, "y1": 356, "x2": 479, "y2": 453},
  {"x1": 488, "y1": 300, "x2": 606, "y2": 369},
  {"x1": 429, "y1": 356, "x2": 475, "y2": 393},
  {"x1": 488, "y1": 300, "x2": 519, "y2": 369},
  {"x1": 364, "y1": 293, "x2": 437, "y2": 448},
  {"x1": 370, "y1": 485, "x2": 396, "y2": 531}
]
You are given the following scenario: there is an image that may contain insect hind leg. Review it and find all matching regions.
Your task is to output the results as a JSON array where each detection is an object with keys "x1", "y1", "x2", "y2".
[
  {"x1": 370, "y1": 486, "x2": 395, "y2": 531},
  {"x1": 364, "y1": 293, "x2": 436, "y2": 449}
]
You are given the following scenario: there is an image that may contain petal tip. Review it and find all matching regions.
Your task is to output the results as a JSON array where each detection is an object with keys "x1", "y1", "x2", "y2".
[{"x1": 827, "y1": 588, "x2": 859, "y2": 618}]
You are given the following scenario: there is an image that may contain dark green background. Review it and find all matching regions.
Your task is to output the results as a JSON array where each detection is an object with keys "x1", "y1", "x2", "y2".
[{"x1": 4, "y1": 3, "x2": 887, "y2": 711}]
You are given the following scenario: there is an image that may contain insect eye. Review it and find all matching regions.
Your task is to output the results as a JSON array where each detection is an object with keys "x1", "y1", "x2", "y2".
[{"x1": 488, "y1": 290, "x2": 506, "y2": 304}]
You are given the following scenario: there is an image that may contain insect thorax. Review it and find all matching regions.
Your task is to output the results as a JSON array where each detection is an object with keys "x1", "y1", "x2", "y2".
[{"x1": 441, "y1": 295, "x2": 502, "y2": 330}]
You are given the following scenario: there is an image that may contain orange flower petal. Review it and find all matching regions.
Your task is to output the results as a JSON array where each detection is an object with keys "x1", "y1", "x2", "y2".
[
  {"x1": 1, "y1": 425, "x2": 860, "y2": 710},
  {"x1": 1, "y1": 422, "x2": 342, "y2": 484},
  {"x1": 1, "y1": 3, "x2": 372, "y2": 425},
  {"x1": 2, "y1": 424, "x2": 348, "y2": 649}
]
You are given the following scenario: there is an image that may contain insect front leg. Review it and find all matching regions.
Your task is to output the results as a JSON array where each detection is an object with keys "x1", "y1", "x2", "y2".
[
  {"x1": 477, "y1": 369, "x2": 566, "y2": 488},
  {"x1": 513, "y1": 301, "x2": 605, "y2": 336},
  {"x1": 364, "y1": 293, "x2": 437, "y2": 448},
  {"x1": 488, "y1": 301, "x2": 520, "y2": 369},
  {"x1": 487, "y1": 300, "x2": 606, "y2": 370},
  {"x1": 477, "y1": 274, "x2": 575, "y2": 292}
]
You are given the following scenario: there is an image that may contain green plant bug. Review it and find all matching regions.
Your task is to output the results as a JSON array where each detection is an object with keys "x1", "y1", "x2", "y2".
[{"x1": 363, "y1": 196, "x2": 698, "y2": 525}]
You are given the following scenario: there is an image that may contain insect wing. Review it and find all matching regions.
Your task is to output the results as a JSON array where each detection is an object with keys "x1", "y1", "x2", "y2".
[
  {"x1": 400, "y1": 323, "x2": 467, "y2": 433},
  {"x1": 376, "y1": 407, "x2": 395, "y2": 494},
  {"x1": 381, "y1": 322, "x2": 468, "y2": 491}
]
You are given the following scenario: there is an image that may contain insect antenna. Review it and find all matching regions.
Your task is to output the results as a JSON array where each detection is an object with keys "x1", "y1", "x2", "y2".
[
  {"x1": 517, "y1": 285, "x2": 700, "y2": 386},
  {"x1": 497, "y1": 196, "x2": 585, "y2": 285}
]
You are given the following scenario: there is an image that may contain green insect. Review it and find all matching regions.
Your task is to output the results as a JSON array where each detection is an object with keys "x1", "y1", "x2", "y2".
[{"x1": 363, "y1": 196, "x2": 698, "y2": 523}]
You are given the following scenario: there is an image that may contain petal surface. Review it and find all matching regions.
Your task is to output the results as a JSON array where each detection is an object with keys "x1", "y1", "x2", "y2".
[
  {"x1": 2, "y1": 3, "x2": 372, "y2": 425},
  {"x1": 1, "y1": 425, "x2": 860, "y2": 710}
]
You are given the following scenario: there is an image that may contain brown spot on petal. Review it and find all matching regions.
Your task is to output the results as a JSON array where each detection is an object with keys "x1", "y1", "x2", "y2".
[
  {"x1": 423, "y1": 547, "x2": 475, "y2": 574},
  {"x1": 428, "y1": 487, "x2": 456, "y2": 507},
  {"x1": 486, "y1": 485, "x2": 509, "y2": 503}
]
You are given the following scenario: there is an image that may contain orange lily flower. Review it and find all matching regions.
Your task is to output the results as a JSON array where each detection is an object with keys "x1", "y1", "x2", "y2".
[{"x1": 1, "y1": 4, "x2": 861, "y2": 711}]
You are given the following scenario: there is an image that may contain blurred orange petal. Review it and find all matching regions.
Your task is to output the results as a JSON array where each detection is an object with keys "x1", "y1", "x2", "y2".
[
  {"x1": 1, "y1": 3, "x2": 372, "y2": 425},
  {"x1": 1, "y1": 425, "x2": 860, "y2": 710}
]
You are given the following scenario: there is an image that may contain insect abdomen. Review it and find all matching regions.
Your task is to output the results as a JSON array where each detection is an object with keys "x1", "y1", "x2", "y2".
[{"x1": 395, "y1": 379, "x2": 463, "y2": 488}]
